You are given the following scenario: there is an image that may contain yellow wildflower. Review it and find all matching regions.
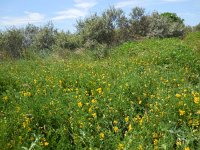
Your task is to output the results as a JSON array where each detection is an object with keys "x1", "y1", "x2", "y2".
[
  {"x1": 88, "y1": 107, "x2": 93, "y2": 113},
  {"x1": 138, "y1": 144, "x2": 143, "y2": 150},
  {"x1": 96, "y1": 87, "x2": 102, "y2": 94},
  {"x1": 117, "y1": 143, "x2": 124, "y2": 150},
  {"x1": 153, "y1": 132, "x2": 158, "y2": 139},
  {"x1": 184, "y1": 147, "x2": 190, "y2": 150},
  {"x1": 179, "y1": 109, "x2": 185, "y2": 116},
  {"x1": 92, "y1": 113, "x2": 97, "y2": 118},
  {"x1": 138, "y1": 100, "x2": 142, "y2": 104},
  {"x1": 23, "y1": 91, "x2": 31, "y2": 97},
  {"x1": 113, "y1": 126, "x2": 119, "y2": 133},
  {"x1": 192, "y1": 119, "x2": 199, "y2": 127},
  {"x1": 194, "y1": 96, "x2": 199, "y2": 104},
  {"x1": 34, "y1": 79, "x2": 37, "y2": 84},
  {"x1": 125, "y1": 116, "x2": 129, "y2": 123},
  {"x1": 197, "y1": 110, "x2": 200, "y2": 114},
  {"x1": 188, "y1": 119, "x2": 193, "y2": 125},
  {"x1": 153, "y1": 139, "x2": 158, "y2": 145},
  {"x1": 128, "y1": 124, "x2": 132, "y2": 131},
  {"x1": 3, "y1": 96, "x2": 8, "y2": 102},
  {"x1": 99, "y1": 132, "x2": 104, "y2": 140},
  {"x1": 79, "y1": 122, "x2": 83, "y2": 128},
  {"x1": 113, "y1": 120, "x2": 118, "y2": 125},
  {"x1": 22, "y1": 116, "x2": 31, "y2": 128},
  {"x1": 59, "y1": 80, "x2": 62, "y2": 85},
  {"x1": 77, "y1": 102, "x2": 82, "y2": 108},
  {"x1": 176, "y1": 94, "x2": 181, "y2": 98},
  {"x1": 44, "y1": 141, "x2": 49, "y2": 146},
  {"x1": 91, "y1": 99, "x2": 97, "y2": 103},
  {"x1": 176, "y1": 140, "x2": 182, "y2": 146}
]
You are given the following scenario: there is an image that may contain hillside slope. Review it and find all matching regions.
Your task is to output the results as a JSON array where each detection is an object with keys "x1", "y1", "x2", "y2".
[{"x1": 0, "y1": 35, "x2": 200, "y2": 149}]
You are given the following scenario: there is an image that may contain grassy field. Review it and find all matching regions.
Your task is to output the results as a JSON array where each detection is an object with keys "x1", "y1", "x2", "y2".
[{"x1": 0, "y1": 33, "x2": 200, "y2": 150}]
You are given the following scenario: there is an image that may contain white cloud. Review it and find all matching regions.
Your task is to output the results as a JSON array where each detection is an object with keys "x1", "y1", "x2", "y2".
[
  {"x1": 74, "y1": 0, "x2": 97, "y2": 9},
  {"x1": 114, "y1": 0, "x2": 147, "y2": 8},
  {"x1": 0, "y1": 11, "x2": 45, "y2": 26},
  {"x1": 52, "y1": 8, "x2": 86, "y2": 20},
  {"x1": 52, "y1": 0, "x2": 97, "y2": 21},
  {"x1": 75, "y1": 2, "x2": 97, "y2": 9}
]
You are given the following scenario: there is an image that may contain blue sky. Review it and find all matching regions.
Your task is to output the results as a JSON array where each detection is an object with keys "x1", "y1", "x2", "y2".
[{"x1": 0, "y1": 0, "x2": 200, "y2": 32}]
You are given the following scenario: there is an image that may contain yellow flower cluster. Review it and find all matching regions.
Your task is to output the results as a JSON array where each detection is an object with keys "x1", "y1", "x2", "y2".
[
  {"x1": 20, "y1": 91, "x2": 31, "y2": 97},
  {"x1": 99, "y1": 132, "x2": 104, "y2": 140},
  {"x1": 179, "y1": 109, "x2": 185, "y2": 116},
  {"x1": 2, "y1": 95, "x2": 8, "y2": 102}
]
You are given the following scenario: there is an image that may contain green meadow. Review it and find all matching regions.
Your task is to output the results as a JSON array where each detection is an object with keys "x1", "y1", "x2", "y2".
[{"x1": 0, "y1": 32, "x2": 200, "y2": 150}]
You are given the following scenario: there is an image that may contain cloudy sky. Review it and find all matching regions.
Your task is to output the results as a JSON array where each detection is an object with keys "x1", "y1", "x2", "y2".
[{"x1": 0, "y1": 0, "x2": 199, "y2": 31}]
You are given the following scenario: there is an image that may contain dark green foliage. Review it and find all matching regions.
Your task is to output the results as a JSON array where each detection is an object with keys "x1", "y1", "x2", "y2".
[
  {"x1": 35, "y1": 22, "x2": 57, "y2": 50},
  {"x1": 0, "y1": 23, "x2": 57, "y2": 59},
  {"x1": 23, "y1": 24, "x2": 39, "y2": 49},
  {"x1": 148, "y1": 12, "x2": 185, "y2": 38},
  {"x1": 76, "y1": 7, "x2": 129, "y2": 46},
  {"x1": 161, "y1": 12, "x2": 184, "y2": 24},
  {"x1": 2, "y1": 28, "x2": 24, "y2": 58},
  {"x1": 55, "y1": 31, "x2": 82, "y2": 50},
  {"x1": 76, "y1": 13, "x2": 113, "y2": 45},
  {"x1": 129, "y1": 7, "x2": 150, "y2": 37},
  {"x1": 102, "y1": 6, "x2": 129, "y2": 43}
]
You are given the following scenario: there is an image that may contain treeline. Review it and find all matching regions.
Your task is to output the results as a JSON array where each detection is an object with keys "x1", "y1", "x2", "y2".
[{"x1": 0, "y1": 7, "x2": 199, "y2": 59}]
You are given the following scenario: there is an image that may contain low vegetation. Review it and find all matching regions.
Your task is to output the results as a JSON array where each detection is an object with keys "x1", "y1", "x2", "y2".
[{"x1": 0, "y1": 32, "x2": 200, "y2": 149}]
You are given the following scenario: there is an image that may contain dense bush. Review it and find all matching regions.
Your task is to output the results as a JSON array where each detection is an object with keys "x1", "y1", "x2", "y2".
[
  {"x1": 76, "y1": 7, "x2": 185, "y2": 45},
  {"x1": 0, "y1": 23, "x2": 58, "y2": 59},
  {"x1": 55, "y1": 32, "x2": 82, "y2": 50},
  {"x1": 148, "y1": 12, "x2": 185, "y2": 38},
  {"x1": 102, "y1": 7, "x2": 129, "y2": 44},
  {"x1": 76, "y1": 13, "x2": 113, "y2": 45},
  {"x1": 76, "y1": 7, "x2": 130, "y2": 46},
  {"x1": 1, "y1": 28, "x2": 24, "y2": 58},
  {"x1": 22, "y1": 24, "x2": 39, "y2": 49},
  {"x1": 34, "y1": 22, "x2": 57, "y2": 50},
  {"x1": 129, "y1": 7, "x2": 150, "y2": 37},
  {"x1": 161, "y1": 12, "x2": 184, "y2": 24}
]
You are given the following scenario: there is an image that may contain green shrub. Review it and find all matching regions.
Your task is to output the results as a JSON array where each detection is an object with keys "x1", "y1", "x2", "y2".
[
  {"x1": 22, "y1": 24, "x2": 39, "y2": 49},
  {"x1": 55, "y1": 32, "x2": 82, "y2": 51},
  {"x1": 2, "y1": 28, "x2": 24, "y2": 58},
  {"x1": 34, "y1": 22, "x2": 57, "y2": 51},
  {"x1": 76, "y1": 7, "x2": 129, "y2": 46},
  {"x1": 148, "y1": 12, "x2": 185, "y2": 38},
  {"x1": 129, "y1": 7, "x2": 150, "y2": 37}
]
